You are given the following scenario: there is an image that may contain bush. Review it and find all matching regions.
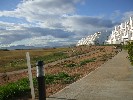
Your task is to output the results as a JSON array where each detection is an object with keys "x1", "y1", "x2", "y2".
[
  {"x1": 66, "y1": 63, "x2": 77, "y2": 68},
  {"x1": 0, "y1": 72, "x2": 77, "y2": 99},
  {"x1": 45, "y1": 74, "x2": 56, "y2": 84},
  {"x1": 0, "y1": 78, "x2": 30, "y2": 100},
  {"x1": 80, "y1": 58, "x2": 96, "y2": 66},
  {"x1": 126, "y1": 41, "x2": 133, "y2": 65},
  {"x1": 46, "y1": 72, "x2": 75, "y2": 84}
]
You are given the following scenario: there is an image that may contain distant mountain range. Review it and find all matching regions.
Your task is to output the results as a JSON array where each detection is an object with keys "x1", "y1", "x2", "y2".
[
  {"x1": 0, "y1": 44, "x2": 75, "y2": 50},
  {"x1": 0, "y1": 34, "x2": 110, "y2": 51},
  {"x1": 0, "y1": 45, "x2": 38, "y2": 50}
]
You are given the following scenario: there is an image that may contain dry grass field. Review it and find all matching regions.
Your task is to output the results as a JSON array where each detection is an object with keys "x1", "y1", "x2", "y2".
[{"x1": 0, "y1": 47, "x2": 71, "y2": 73}]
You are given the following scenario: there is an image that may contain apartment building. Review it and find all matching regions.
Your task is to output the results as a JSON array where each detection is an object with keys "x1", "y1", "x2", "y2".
[
  {"x1": 76, "y1": 32, "x2": 101, "y2": 46},
  {"x1": 106, "y1": 17, "x2": 133, "y2": 44}
]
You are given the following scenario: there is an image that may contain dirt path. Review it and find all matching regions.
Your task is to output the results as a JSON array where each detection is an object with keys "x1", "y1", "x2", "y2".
[{"x1": 47, "y1": 50, "x2": 133, "y2": 100}]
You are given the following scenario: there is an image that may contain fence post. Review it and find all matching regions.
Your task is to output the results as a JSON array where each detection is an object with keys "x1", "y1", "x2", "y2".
[
  {"x1": 26, "y1": 52, "x2": 35, "y2": 100},
  {"x1": 36, "y1": 61, "x2": 46, "y2": 100}
]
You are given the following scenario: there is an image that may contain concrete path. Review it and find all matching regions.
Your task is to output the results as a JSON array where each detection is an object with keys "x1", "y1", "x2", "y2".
[{"x1": 47, "y1": 50, "x2": 133, "y2": 100}]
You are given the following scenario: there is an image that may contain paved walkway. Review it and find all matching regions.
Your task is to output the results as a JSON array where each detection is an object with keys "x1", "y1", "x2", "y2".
[{"x1": 47, "y1": 50, "x2": 133, "y2": 100}]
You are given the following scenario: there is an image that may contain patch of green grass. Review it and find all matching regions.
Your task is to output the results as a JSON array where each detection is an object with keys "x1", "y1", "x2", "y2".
[
  {"x1": 0, "y1": 78, "x2": 31, "y2": 100},
  {"x1": 45, "y1": 74, "x2": 56, "y2": 84},
  {"x1": 126, "y1": 41, "x2": 133, "y2": 65},
  {"x1": 0, "y1": 72, "x2": 78, "y2": 99},
  {"x1": 46, "y1": 72, "x2": 75, "y2": 84},
  {"x1": 66, "y1": 63, "x2": 77, "y2": 68},
  {"x1": 0, "y1": 52, "x2": 69, "y2": 73},
  {"x1": 33, "y1": 52, "x2": 68, "y2": 64},
  {"x1": 80, "y1": 58, "x2": 96, "y2": 66},
  {"x1": 0, "y1": 47, "x2": 71, "y2": 73}
]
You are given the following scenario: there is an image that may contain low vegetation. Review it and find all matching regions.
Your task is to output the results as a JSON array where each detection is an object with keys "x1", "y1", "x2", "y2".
[
  {"x1": 0, "y1": 72, "x2": 77, "y2": 100},
  {"x1": 0, "y1": 78, "x2": 31, "y2": 100},
  {"x1": 0, "y1": 46, "x2": 113, "y2": 73},
  {"x1": 0, "y1": 46, "x2": 118, "y2": 99},
  {"x1": 0, "y1": 47, "x2": 71, "y2": 73},
  {"x1": 46, "y1": 72, "x2": 76, "y2": 84},
  {"x1": 80, "y1": 58, "x2": 96, "y2": 66},
  {"x1": 126, "y1": 41, "x2": 133, "y2": 65},
  {"x1": 33, "y1": 52, "x2": 68, "y2": 64},
  {"x1": 65, "y1": 63, "x2": 77, "y2": 68}
]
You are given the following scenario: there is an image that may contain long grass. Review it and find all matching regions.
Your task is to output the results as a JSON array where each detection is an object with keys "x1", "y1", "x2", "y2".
[{"x1": 0, "y1": 47, "x2": 71, "y2": 73}]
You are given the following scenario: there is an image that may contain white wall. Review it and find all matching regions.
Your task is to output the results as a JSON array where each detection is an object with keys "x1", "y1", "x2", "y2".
[{"x1": 106, "y1": 17, "x2": 133, "y2": 44}]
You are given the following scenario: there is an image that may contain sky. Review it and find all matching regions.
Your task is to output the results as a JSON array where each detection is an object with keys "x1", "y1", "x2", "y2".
[{"x1": 0, "y1": 0, "x2": 133, "y2": 48}]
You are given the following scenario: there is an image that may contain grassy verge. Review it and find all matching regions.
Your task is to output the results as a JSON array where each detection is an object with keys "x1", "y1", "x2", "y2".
[
  {"x1": 0, "y1": 46, "x2": 113, "y2": 73},
  {"x1": 126, "y1": 41, "x2": 133, "y2": 65},
  {"x1": 33, "y1": 52, "x2": 68, "y2": 64},
  {"x1": 0, "y1": 51, "x2": 68, "y2": 73},
  {"x1": 0, "y1": 78, "x2": 31, "y2": 100},
  {"x1": 0, "y1": 72, "x2": 78, "y2": 100}
]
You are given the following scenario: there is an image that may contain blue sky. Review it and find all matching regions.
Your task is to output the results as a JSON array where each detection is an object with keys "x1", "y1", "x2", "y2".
[
  {"x1": 0, "y1": 0, "x2": 133, "y2": 48},
  {"x1": 0, "y1": 0, "x2": 20, "y2": 10}
]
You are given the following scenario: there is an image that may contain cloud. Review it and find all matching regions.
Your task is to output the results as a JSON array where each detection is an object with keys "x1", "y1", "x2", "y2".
[
  {"x1": 6, "y1": 35, "x2": 77, "y2": 47},
  {"x1": 0, "y1": 17, "x2": 118, "y2": 47},
  {"x1": 0, "y1": 21, "x2": 76, "y2": 45},
  {"x1": 122, "y1": 11, "x2": 133, "y2": 21},
  {"x1": 0, "y1": 0, "x2": 121, "y2": 48},
  {"x1": 62, "y1": 15, "x2": 117, "y2": 34},
  {"x1": 111, "y1": 10, "x2": 121, "y2": 20},
  {"x1": 26, "y1": 27, "x2": 75, "y2": 38},
  {"x1": 0, "y1": 0, "x2": 81, "y2": 22},
  {"x1": 110, "y1": 10, "x2": 133, "y2": 22}
]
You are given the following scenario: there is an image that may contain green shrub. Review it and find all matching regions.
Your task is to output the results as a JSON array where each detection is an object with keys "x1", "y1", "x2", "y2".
[
  {"x1": 0, "y1": 78, "x2": 30, "y2": 100},
  {"x1": 0, "y1": 72, "x2": 78, "y2": 99},
  {"x1": 62, "y1": 77, "x2": 74, "y2": 84},
  {"x1": 45, "y1": 74, "x2": 56, "y2": 84},
  {"x1": 126, "y1": 41, "x2": 133, "y2": 65},
  {"x1": 80, "y1": 58, "x2": 96, "y2": 66},
  {"x1": 46, "y1": 72, "x2": 75, "y2": 84},
  {"x1": 66, "y1": 63, "x2": 77, "y2": 68}
]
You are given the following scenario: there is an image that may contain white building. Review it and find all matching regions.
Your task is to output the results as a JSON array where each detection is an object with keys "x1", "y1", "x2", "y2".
[
  {"x1": 76, "y1": 32, "x2": 101, "y2": 46},
  {"x1": 106, "y1": 17, "x2": 133, "y2": 44}
]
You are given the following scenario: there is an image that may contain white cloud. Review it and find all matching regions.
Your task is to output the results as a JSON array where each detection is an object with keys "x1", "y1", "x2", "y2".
[
  {"x1": 8, "y1": 35, "x2": 76, "y2": 47},
  {"x1": 10, "y1": 35, "x2": 56, "y2": 46},
  {"x1": 110, "y1": 10, "x2": 133, "y2": 22},
  {"x1": 0, "y1": 0, "x2": 122, "y2": 48},
  {"x1": 122, "y1": 11, "x2": 133, "y2": 21},
  {"x1": 0, "y1": 21, "x2": 76, "y2": 45},
  {"x1": 0, "y1": 21, "x2": 26, "y2": 31},
  {"x1": 62, "y1": 15, "x2": 117, "y2": 34},
  {"x1": 0, "y1": 15, "x2": 118, "y2": 48},
  {"x1": 0, "y1": 0, "x2": 81, "y2": 22}
]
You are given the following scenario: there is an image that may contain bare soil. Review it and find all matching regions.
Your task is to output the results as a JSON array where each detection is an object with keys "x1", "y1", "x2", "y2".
[{"x1": 0, "y1": 46, "x2": 119, "y2": 99}]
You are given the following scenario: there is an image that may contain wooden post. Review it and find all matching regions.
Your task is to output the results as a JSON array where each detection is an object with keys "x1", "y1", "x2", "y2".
[{"x1": 26, "y1": 52, "x2": 35, "y2": 100}]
